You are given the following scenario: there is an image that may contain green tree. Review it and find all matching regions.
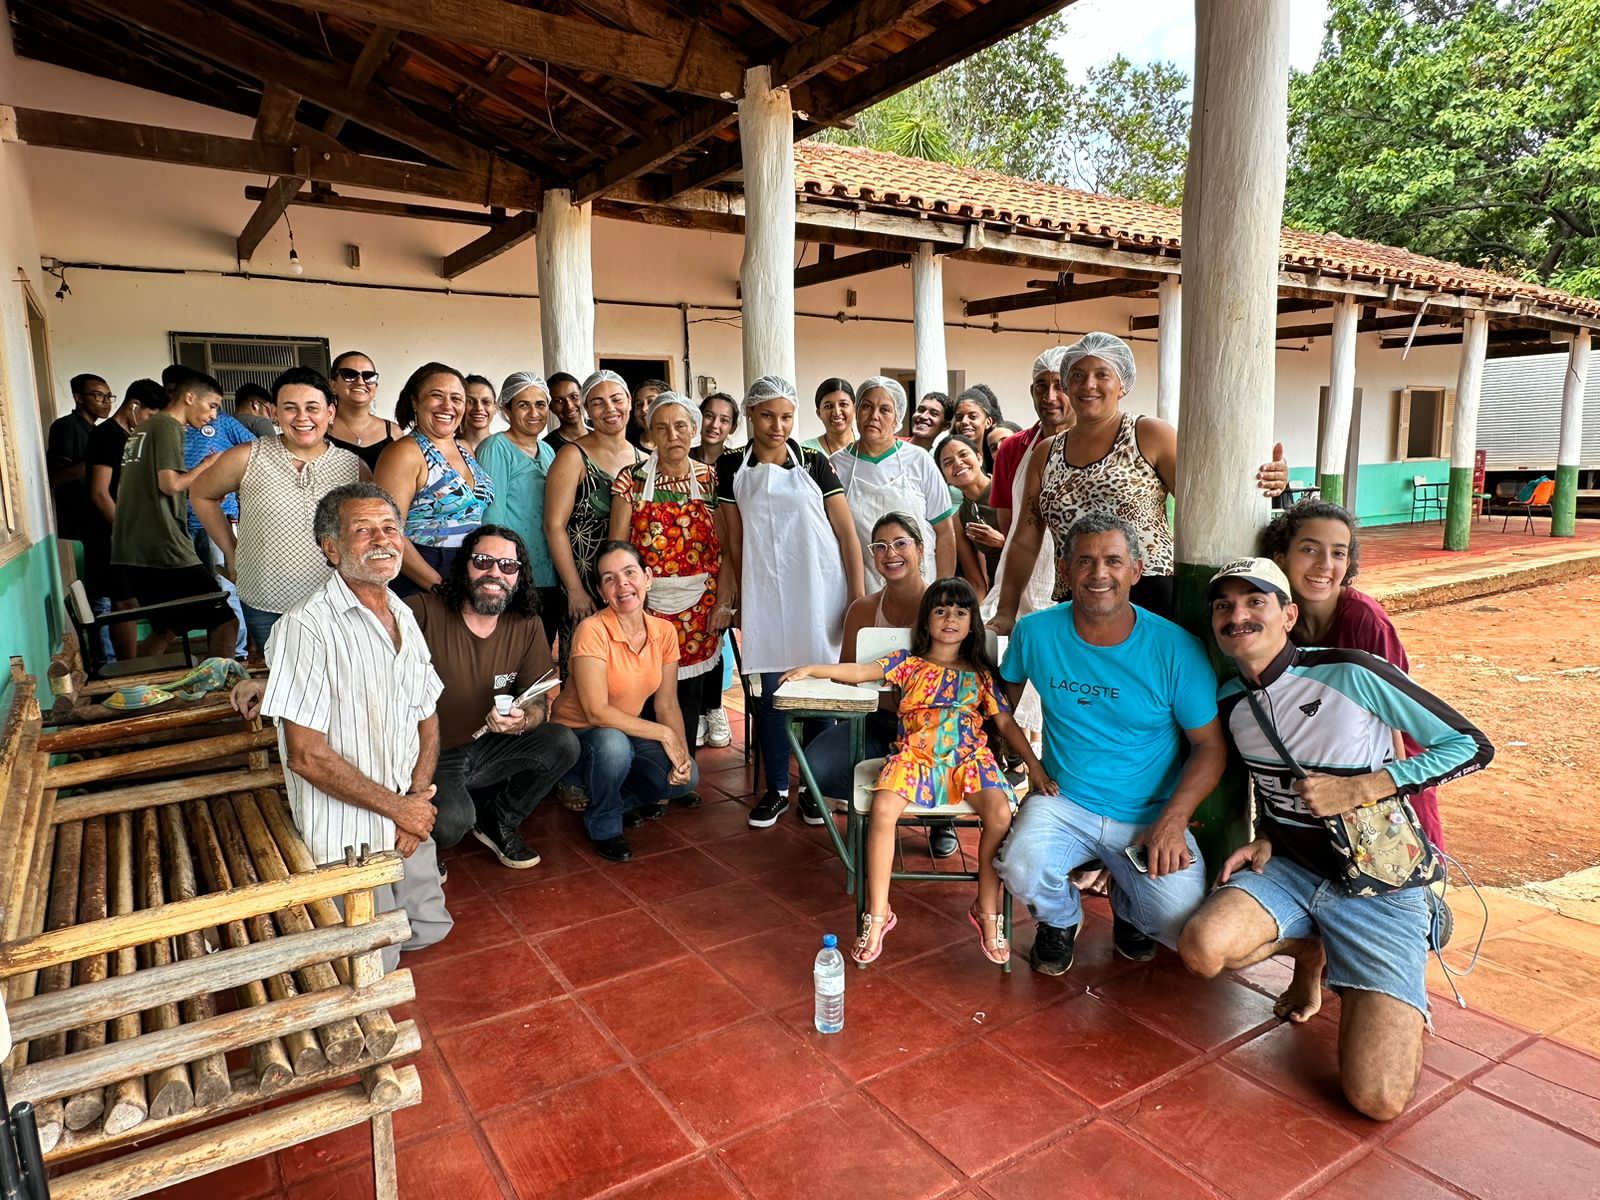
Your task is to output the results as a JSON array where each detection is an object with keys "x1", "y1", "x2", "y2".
[
  {"x1": 1285, "y1": 0, "x2": 1600, "y2": 297},
  {"x1": 1057, "y1": 57, "x2": 1190, "y2": 204}
]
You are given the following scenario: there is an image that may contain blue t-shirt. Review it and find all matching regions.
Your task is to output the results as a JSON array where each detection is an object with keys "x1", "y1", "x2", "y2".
[
  {"x1": 184, "y1": 413, "x2": 256, "y2": 532},
  {"x1": 1000, "y1": 602, "x2": 1219, "y2": 824}
]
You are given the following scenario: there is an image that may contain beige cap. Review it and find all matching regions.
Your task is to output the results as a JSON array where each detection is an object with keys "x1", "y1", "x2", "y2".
[{"x1": 1206, "y1": 556, "x2": 1292, "y2": 603}]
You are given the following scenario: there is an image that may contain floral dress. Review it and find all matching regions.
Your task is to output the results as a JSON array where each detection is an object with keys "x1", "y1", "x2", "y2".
[
  {"x1": 612, "y1": 459, "x2": 721, "y2": 679},
  {"x1": 872, "y1": 650, "x2": 1011, "y2": 808}
]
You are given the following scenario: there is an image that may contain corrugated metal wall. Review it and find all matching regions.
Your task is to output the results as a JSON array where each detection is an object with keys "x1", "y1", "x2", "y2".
[{"x1": 1480, "y1": 351, "x2": 1600, "y2": 470}]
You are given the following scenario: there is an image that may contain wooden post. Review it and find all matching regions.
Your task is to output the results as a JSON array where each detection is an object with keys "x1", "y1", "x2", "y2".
[
  {"x1": 44, "y1": 728, "x2": 276, "y2": 790},
  {"x1": 1157, "y1": 277, "x2": 1183, "y2": 427},
  {"x1": 156, "y1": 807, "x2": 232, "y2": 1107},
  {"x1": 64, "y1": 816, "x2": 110, "y2": 1132},
  {"x1": 1318, "y1": 295, "x2": 1359, "y2": 506},
  {"x1": 1552, "y1": 334, "x2": 1590, "y2": 537},
  {"x1": 101, "y1": 812, "x2": 149, "y2": 1136},
  {"x1": 1173, "y1": 0, "x2": 1291, "y2": 871},
  {"x1": 1444, "y1": 310, "x2": 1489, "y2": 550},
  {"x1": 135, "y1": 808, "x2": 194, "y2": 1120},
  {"x1": 536, "y1": 188, "x2": 595, "y2": 377},
  {"x1": 738, "y1": 65, "x2": 797, "y2": 390},
  {"x1": 912, "y1": 243, "x2": 947, "y2": 400}
]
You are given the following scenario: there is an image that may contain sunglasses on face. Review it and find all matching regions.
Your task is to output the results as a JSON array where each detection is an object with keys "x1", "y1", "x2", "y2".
[
  {"x1": 868, "y1": 537, "x2": 918, "y2": 556},
  {"x1": 332, "y1": 368, "x2": 380, "y2": 384},
  {"x1": 468, "y1": 553, "x2": 522, "y2": 575}
]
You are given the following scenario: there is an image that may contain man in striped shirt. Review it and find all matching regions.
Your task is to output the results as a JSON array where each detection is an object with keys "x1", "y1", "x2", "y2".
[{"x1": 261, "y1": 481, "x2": 452, "y2": 968}]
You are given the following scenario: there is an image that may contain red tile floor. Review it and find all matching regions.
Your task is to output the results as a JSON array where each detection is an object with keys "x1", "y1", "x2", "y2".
[{"x1": 132, "y1": 717, "x2": 1600, "y2": 1200}]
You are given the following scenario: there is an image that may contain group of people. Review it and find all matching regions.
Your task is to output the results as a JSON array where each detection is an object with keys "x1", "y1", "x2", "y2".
[{"x1": 47, "y1": 330, "x2": 1493, "y2": 1123}]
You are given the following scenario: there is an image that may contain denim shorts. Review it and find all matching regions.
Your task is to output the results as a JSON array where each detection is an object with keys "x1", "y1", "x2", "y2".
[{"x1": 1222, "y1": 854, "x2": 1431, "y2": 1018}]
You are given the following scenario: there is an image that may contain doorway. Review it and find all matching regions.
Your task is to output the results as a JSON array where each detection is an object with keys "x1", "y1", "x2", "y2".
[{"x1": 597, "y1": 356, "x2": 673, "y2": 397}]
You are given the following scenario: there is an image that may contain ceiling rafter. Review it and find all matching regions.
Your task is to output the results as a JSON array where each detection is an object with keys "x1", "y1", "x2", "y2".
[{"x1": 964, "y1": 276, "x2": 1151, "y2": 316}]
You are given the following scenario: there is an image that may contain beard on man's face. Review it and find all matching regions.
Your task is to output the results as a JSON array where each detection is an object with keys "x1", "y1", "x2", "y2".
[{"x1": 469, "y1": 576, "x2": 511, "y2": 615}]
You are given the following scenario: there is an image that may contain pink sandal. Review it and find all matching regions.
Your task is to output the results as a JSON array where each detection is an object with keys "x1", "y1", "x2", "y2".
[
  {"x1": 851, "y1": 910, "x2": 897, "y2": 964},
  {"x1": 968, "y1": 907, "x2": 1010, "y2": 965}
]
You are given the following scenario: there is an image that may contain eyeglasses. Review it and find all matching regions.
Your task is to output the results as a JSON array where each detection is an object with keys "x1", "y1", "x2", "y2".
[
  {"x1": 468, "y1": 553, "x2": 522, "y2": 574},
  {"x1": 1029, "y1": 380, "x2": 1066, "y2": 398},
  {"x1": 332, "y1": 368, "x2": 380, "y2": 385},
  {"x1": 868, "y1": 537, "x2": 918, "y2": 556},
  {"x1": 83, "y1": 391, "x2": 115, "y2": 404}
]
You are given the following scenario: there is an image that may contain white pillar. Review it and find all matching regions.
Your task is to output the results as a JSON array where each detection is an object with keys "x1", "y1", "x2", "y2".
[
  {"x1": 536, "y1": 188, "x2": 595, "y2": 378},
  {"x1": 1443, "y1": 309, "x2": 1489, "y2": 549},
  {"x1": 1552, "y1": 333, "x2": 1589, "y2": 536},
  {"x1": 1317, "y1": 295, "x2": 1359, "y2": 506},
  {"x1": 912, "y1": 244, "x2": 947, "y2": 399},
  {"x1": 1174, "y1": 0, "x2": 1291, "y2": 572},
  {"x1": 738, "y1": 66, "x2": 796, "y2": 390},
  {"x1": 1157, "y1": 276, "x2": 1182, "y2": 426}
]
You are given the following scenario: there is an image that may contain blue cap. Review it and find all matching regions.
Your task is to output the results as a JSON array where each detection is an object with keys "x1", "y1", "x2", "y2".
[{"x1": 822, "y1": 934, "x2": 837, "y2": 949}]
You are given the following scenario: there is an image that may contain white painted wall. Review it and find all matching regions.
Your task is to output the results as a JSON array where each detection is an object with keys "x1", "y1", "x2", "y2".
[{"x1": 7, "y1": 50, "x2": 1472, "y2": 466}]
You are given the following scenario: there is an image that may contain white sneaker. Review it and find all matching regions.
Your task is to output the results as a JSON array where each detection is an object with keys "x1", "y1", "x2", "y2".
[
  {"x1": 703, "y1": 707, "x2": 732, "y2": 748},
  {"x1": 696, "y1": 714, "x2": 708, "y2": 745}
]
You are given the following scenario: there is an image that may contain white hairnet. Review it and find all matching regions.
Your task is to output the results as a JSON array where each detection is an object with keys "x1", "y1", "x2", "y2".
[
  {"x1": 1031, "y1": 345, "x2": 1068, "y2": 380},
  {"x1": 646, "y1": 390, "x2": 700, "y2": 436},
  {"x1": 1061, "y1": 331, "x2": 1137, "y2": 395},
  {"x1": 580, "y1": 369, "x2": 628, "y2": 401},
  {"x1": 741, "y1": 374, "x2": 797, "y2": 418},
  {"x1": 498, "y1": 371, "x2": 547, "y2": 409},
  {"x1": 857, "y1": 375, "x2": 908, "y2": 425}
]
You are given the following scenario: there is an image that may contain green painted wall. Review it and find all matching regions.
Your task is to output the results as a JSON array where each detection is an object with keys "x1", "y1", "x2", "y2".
[
  {"x1": 1288, "y1": 458, "x2": 1448, "y2": 526},
  {"x1": 0, "y1": 536, "x2": 63, "y2": 713}
]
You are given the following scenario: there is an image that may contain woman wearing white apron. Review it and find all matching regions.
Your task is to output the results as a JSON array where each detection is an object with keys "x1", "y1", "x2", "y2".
[
  {"x1": 830, "y1": 376, "x2": 956, "y2": 590},
  {"x1": 717, "y1": 376, "x2": 865, "y2": 829}
]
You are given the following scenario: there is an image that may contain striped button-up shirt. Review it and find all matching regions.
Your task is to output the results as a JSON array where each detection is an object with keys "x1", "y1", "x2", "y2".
[{"x1": 262, "y1": 571, "x2": 443, "y2": 865}]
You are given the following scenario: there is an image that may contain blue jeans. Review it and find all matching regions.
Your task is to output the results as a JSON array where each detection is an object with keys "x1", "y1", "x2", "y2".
[
  {"x1": 802, "y1": 712, "x2": 895, "y2": 800},
  {"x1": 994, "y1": 792, "x2": 1207, "y2": 949},
  {"x1": 563, "y1": 727, "x2": 701, "y2": 842},
  {"x1": 192, "y1": 529, "x2": 247, "y2": 657},
  {"x1": 241, "y1": 602, "x2": 281, "y2": 654}
]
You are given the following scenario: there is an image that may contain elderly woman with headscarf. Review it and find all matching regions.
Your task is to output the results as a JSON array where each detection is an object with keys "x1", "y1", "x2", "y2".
[
  {"x1": 992, "y1": 331, "x2": 1287, "y2": 627},
  {"x1": 717, "y1": 375, "x2": 864, "y2": 830},
  {"x1": 478, "y1": 372, "x2": 565, "y2": 644},
  {"x1": 544, "y1": 369, "x2": 645, "y2": 671},
  {"x1": 830, "y1": 375, "x2": 956, "y2": 590},
  {"x1": 608, "y1": 390, "x2": 733, "y2": 763}
]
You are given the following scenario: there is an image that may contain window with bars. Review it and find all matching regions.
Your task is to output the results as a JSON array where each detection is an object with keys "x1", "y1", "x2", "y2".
[{"x1": 168, "y1": 334, "x2": 331, "y2": 412}]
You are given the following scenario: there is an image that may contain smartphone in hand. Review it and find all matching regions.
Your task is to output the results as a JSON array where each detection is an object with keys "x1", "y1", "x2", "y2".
[{"x1": 1123, "y1": 843, "x2": 1150, "y2": 874}]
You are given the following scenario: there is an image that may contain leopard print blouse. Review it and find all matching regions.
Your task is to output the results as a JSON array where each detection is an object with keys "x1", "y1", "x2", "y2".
[{"x1": 1035, "y1": 411, "x2": 1174, "y2": 601}]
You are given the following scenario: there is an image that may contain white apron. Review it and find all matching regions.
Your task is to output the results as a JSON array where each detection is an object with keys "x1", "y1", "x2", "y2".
[
  {"x1": 982, "y1": 433, "x2": 1056, "y2": 734},
  {"x1": 836, "y1": 443, "x2": 939, "y2": 591},
  {"x1": 733, "y1": 444, "x2": 847, "y2": 674}
]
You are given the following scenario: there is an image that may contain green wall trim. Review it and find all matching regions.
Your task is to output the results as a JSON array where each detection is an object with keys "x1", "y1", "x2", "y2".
[
  {"x1": 1316, "y1": 472, "x2": 1344, "y2": 507},
  {"x1": 0, "y1": 536, "x2": 64, "y2": 714},
  {"x1": 1552, "y1": 463, "x2": 1580, "y2": 537},
  {"x1": 1289, "y1": 458, "x2": 1447, "y2": 527},
  {"x1": 1444, "y1": 465, "x2": 1475, "y2": 550},
  {"x1": 1173, "y1": 560, "x2": 1252, "y2": 883}
]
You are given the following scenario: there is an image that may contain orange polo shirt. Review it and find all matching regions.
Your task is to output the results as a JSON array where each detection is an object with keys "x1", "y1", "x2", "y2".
[{"x1": 551, "y1": 607, "x2": 680, "y2": 728}]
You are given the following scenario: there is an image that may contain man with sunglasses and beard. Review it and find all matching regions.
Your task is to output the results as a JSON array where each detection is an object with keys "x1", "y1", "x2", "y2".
[{"x1": 406, "y1": 525, "x2": 581, "y2": 870}]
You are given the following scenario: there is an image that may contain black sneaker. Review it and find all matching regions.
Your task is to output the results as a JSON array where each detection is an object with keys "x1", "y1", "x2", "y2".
[
  {"x1": 928, "y1": 823, "x2": 959, "y2": 859},
  {"x1": 624, "y1": 802, "x2": 667, "y2": 828},
  {"x1": 472, "y1": 822, "x2": 541, "y2": 870},
  {"x1": 748, "y1": 791, "x2": 790, "y2": 828},
  {"x1": 797, "y1": 789, "x2": 825, "y2": 826},
  {"x1": 1112, "y1": 914, "x2": 1158, "y2": 962},
  {"x1": 1029, "y1": 921, "x2": 1077, "y2": 975}
]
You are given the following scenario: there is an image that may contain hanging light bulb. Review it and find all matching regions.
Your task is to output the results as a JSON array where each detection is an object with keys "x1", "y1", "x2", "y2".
[{"x1": 288, "y1": 247, "x2": 304, "y2": 275}]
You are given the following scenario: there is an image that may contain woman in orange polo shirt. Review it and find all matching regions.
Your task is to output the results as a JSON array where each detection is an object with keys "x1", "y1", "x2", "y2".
[{"x1": 550, "y1": 540, "x2": 700, "y2": 861}]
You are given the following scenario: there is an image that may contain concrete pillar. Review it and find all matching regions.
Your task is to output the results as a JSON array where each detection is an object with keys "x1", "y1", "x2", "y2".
[
  {"x1": 738, "y1": 66, "x2": 796, "y2": 390},
  {"x1": 1157, "y1": 276, "x2": 1182, "y2": 427},
  {"x1": 535, "y1": 188, "x2": 595, "y2": 377},
  {"x1": 1318, "y1": 295, "x2": 1359, "y2": 506},
  {"x1": 1552, "y1": 334, "x2": 1590, "y2": 537},
  {"x1": 912, "y1": 244, "x2": 947, "y2": 400},
  {"x1": 1443, "y1": 310, "x2": 1489, "y2": 550}
]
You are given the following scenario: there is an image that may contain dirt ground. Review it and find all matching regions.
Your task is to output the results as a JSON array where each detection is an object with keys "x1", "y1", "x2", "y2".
[{"x1": 1392, "y1": 571, "x2": 1600, "y2": 887}]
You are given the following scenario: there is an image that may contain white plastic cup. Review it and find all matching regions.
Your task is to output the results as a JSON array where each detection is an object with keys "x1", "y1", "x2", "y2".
[{"x1": 494, "y1": 693, "x2": 514, "y2": 717}]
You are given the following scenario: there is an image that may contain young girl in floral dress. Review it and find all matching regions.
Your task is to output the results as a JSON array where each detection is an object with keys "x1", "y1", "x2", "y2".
[{"x1": 782, "y1": 578, "x2": 1055, "y2": 965}]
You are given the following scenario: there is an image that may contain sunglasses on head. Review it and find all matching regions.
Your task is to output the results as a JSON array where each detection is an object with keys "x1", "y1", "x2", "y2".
[
  {"x1": 332, "y1": 368, "x2": 380, "y2": 384},
  {"x1": 468, "y1": 553, "x2": 522, "y2": 574}
]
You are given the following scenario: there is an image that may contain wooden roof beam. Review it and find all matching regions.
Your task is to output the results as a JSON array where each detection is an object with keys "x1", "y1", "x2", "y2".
[
  {"x1": 573, "y1": 105, "x2": 734, "y2": 202},
  {"x1": 795, "y1": 248, "x2": 909, "y2": 288},
  {"x1": 1130, "y1": 297, "x2": 1324, "y2": 331},
  {"x1": 6, "y1": 106, "x2": 539, "y2": 209},
  {"x1": 441, "y1": 209, "x2": 538, "y2": 278},
  {"x1": 273, "y1": 0, "x2": 746, "y2": 99},
  {"x1": 965, "y1": 277, "x2": 1151, "y2": 317},
  {"x1": 1274, "y1": 311, "x2": 1457, "y2": 341},
  {"x1": 772, "y1": 0, "x2": 948, "y2": 90},
  {"x1": 244, "y1": 185, "x2": 499, "y2": 226}
]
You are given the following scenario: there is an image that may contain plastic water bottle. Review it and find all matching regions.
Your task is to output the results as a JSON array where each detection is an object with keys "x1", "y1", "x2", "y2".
[{"x1": 813, "y1": 934, "x2": 845, "y2": 1034}]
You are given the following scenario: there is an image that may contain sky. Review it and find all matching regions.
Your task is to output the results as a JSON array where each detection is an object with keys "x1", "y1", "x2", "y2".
[{"x1": 1053, "y1": 0, "x2": 1332, "y2": 82}]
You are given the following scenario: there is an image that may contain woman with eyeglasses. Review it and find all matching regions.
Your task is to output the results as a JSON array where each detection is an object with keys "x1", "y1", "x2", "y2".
[
  {"x1": 544, "y1": 370, "x2": 645, "y2": 673},
  {"x1": 327, "y1": 351, "x2": 396, "y2": 471},
  {"x1": 609, "y1": 391, "x2": 733, "y2": 765},
  {"x1": 374, "y1": 362, "x2": 493, "y2": 596},
  {"x1": 479, "y1": 373, "x2": 563, "y2": 647}
]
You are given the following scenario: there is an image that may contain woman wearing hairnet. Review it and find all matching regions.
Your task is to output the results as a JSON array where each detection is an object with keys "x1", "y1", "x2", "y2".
[
  {"x1": 830, "y1": 376, "x2": 957, "y2": 589},
  {"x1": 609, "y1": 391, "x2": 734, "y2": 765},
  {"x1": 990, "y1": 332, "x2": 1287, "y2": 625},
  {"x1": 479, "y1": 372, "x2": 563, "y2": 646},
  {"x1": 716, "y1": 376, "x2": 865, "y2": 829}
]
